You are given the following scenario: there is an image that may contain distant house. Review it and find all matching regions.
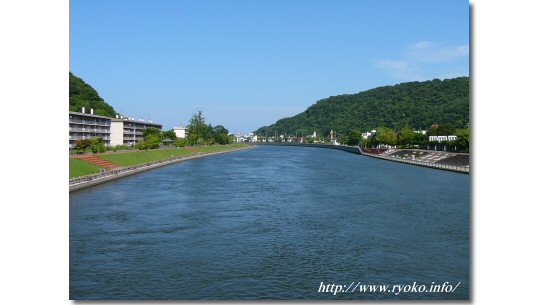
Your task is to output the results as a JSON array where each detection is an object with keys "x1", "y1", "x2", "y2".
[
  {"x1": 235, "y1": 132, "x2": 244, "y2": 142},
  {"x1": 362, "y1": 130, "x2": 377, "y2": 139},
  {"x1": 173, "y1": 126, "x2": 188, "y2": 139}
]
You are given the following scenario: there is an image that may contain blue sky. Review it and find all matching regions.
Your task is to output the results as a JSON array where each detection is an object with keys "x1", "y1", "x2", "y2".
[{"x1": 70, "y1": 0, "x2": 469, "y2": 133}]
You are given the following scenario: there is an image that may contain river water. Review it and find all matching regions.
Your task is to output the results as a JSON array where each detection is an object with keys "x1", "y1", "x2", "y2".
[{"x1": 70, "y1": 145, "x2": 469, "y2": 300}]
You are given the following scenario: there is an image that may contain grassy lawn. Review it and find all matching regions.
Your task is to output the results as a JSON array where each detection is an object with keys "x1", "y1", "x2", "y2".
[
  {"x1": 194, "y1": 143, "x2": 250, "y2": 153},
  {"x1": 70, "y1": 158, "x2": 101, "y2": 179},
  {"x1": 69, "y1": 145, "x2": 250, "y2": 178},
  {"x1": 99, "y1": 148, "x2": 193, "y2": 167}
]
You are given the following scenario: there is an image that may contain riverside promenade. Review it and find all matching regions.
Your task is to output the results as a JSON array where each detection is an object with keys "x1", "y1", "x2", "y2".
[
  {"x1": 360, "y1": 149, "x2": 469, "y2": 174},
  {"x1": 69, "y1": 145, "x2": 255, "y2": 192}
]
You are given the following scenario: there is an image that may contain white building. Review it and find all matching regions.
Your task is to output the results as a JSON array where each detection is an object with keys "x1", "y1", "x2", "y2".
[
  {"x1": 110, "y1": 115, "x2": 162, "y2": 146},
  {"x1": 69, "y1": 108, "x2": 111, "y2": 148},
  {"x1": 173, "y1": 126, "x2": 188, "y2": 139},
  {"x1": 362, "y1": 130, "x2": 377, "y2": 139},
  {"x1": 429, "y1": 135, "x2": 458, "y2": 142}
]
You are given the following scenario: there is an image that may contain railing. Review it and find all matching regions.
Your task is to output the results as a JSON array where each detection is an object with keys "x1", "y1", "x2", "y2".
[
  {"x1": 69, "y1": 154, "x2": 199, "y2": 186},
  {"x1": 69, "y1": 128, "x2": 110, "y2": 133},
  {"x1": 366, "y1": 153, "x2": 469, "y2": 173},
  {"x1": 69, "y1": 136, "x2": 110, "y2": 141}
]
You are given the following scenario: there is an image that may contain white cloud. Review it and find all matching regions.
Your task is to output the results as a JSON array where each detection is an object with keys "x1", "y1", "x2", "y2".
[{"x1": 375, "y1": 41, "x2": 469, "y2": 81}]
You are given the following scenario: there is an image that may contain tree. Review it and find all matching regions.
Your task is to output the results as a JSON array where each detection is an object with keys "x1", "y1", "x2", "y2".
[
  {"x1": 212, "y1": 125, "x2": 230, "y2": 144},
  {"x1": 174, "y1": 138, "x2": 187, "y2": 147},
  {"x1": 137, "y1": 133, "x2": 160, "y2": 150},
  {"x1": 135, "y1": 127, "x2": 162, "y2": 150},
  {"x1": 73, "y1": 139, "x2": 91, "y2": 154},
  {"x1": 143, "y1": 127, "x2": 161, "y2": 139},
  {"x1": 89, "y1": 137, "x2": 106, "y2": 153},
  {"x1": 398, "y1": 126, "x2": 416, "y2": 147},
  {"x1": 187, "y1": 111, "x2": 207, "y2": 145},
  {"x1": 415, "y1": 133, "x2": 428, "y2": 148},
  {"x1": 343, "y1": 129, "x2": 362, "y2": 146},
  {"x1": 162, "y1": 129, "x2": 177, "y2": 141},
  {"x1": 456, "y1": 128, "x2": 470, "y2": 152},
  {"x1": 204, "y1": 124, "x2": 215, "y2": 145},
  {"x1": 375, "y1": 127, "x2": 397, "y2": 146},
  {"x1": 428, "y1": 124, "x2": 456, "y2": 136}
]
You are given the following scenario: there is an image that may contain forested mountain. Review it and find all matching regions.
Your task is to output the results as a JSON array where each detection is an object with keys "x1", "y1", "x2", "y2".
[
  {"x1": 69, "y1": 72, "x2": 117, "y2": 117},
  {"x1": 255, "y1": 77, "x2": 469, "y2": 136}
]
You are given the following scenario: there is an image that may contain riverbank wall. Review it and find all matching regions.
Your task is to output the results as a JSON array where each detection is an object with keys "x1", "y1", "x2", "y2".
[
  {"x1": 360, "y1": 151, "x2": 469, "y2": 174},
  {"x1": 69, "y1": 145, "x2": 255, "y2": 192}
]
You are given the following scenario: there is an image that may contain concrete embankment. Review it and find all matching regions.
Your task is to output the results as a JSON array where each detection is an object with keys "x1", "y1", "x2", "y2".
[
  {"x1": 360, "y1": 151, "x2": 469, "y2": 174},
  {"x1": 69, "y1": 146, "x2": 255, "y2": 192}
]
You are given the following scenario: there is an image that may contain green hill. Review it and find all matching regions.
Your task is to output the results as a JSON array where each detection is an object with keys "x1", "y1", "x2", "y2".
[
  {"x1": 255, "y1": 77, "x2": 469, "y2": 136},
  {"x1": 69, "y1": 72, "x2": 116, "y2": 117}
]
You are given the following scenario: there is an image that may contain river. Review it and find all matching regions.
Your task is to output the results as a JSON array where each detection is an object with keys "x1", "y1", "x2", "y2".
[{"x1": 70, "y1": 145, "x2": 469, "y2": 300}]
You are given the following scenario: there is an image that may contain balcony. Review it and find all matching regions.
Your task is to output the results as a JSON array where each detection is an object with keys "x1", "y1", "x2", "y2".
[{"x1": 69, "y1": 127, "x2": 110, "y2": 133}]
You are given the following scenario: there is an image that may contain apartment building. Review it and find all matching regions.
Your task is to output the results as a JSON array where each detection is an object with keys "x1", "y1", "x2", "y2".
[
  {"x1": 110, "y1": 116, "x2": 162, "y2": 146},
  {"x1": 69, "y1": 108, "x2": 111, "y2": 148}
]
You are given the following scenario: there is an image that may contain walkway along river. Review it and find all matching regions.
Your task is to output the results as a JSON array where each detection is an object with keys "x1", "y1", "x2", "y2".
[{"x1": 70, "y1": 145, "x2": 469, "y2": 300}]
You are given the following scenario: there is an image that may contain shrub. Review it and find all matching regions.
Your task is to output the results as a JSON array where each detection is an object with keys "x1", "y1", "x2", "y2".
[
  {"x1": 174, "y1": 138, "x2": 188, "y2": 147},
  {"x1": 73, "y1": 139, "x2": 91, "y2": 154},
  {"x1": 89, "y1": 137, "x2": 106, "y2": 153}
]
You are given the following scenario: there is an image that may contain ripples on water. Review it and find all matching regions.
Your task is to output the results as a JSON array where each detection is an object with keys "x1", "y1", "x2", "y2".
[{"x1": 70, "y1": 146, "x2": 469, "y2": 300}]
